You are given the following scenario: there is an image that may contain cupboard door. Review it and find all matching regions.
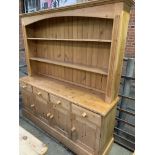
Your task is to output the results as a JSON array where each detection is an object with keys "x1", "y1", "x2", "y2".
[
  {"x1": 21, "y1": 89, "x2": 36, "y2": 114},
  {"x1": 71, "y1": 105, "x2": 101, "y2": 155},
  {"x1": 49, "y1": 94, "x2": 71, "y2": 138},
  {"x1": 35, "y1": 96, "x2": 53, "y2": 124}
]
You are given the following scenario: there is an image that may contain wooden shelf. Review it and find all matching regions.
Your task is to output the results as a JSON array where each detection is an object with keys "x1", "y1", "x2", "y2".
[
  {"x1": 27, "y1": 37, "x2": 112, "y2": 43},
  {"x1": 30, "y1": 57, "x2": 108, "y2": 75}
]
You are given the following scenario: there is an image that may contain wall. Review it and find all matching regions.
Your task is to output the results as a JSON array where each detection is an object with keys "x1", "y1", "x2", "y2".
[
  {"x1": 19, "y1": 0, "x2": 26, "y2": 66},
  {"x1": 125, "y1": 5, "x2": 135, "y2": 58},
  {"x1": 19, "y1": 0, "x2": 24, "y2": 50}
]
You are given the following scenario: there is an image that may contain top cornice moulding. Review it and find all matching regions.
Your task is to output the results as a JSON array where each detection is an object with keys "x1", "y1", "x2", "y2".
[{"x1": 20, "y1": 0, "x2": 134, "y2": 17}]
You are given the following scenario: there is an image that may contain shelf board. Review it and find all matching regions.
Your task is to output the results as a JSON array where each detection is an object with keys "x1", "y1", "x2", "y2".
[
  {"x1": 27, "y1": 37, "x2": 112, "y2": 43},
  {"x1": 30, "y1": 57, "x2": 108, "y2": 75}
]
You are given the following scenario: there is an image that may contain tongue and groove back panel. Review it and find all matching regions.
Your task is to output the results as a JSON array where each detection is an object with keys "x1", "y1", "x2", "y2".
[
  {"x1": 26, "y1": 17, "x2": 113, "y2": 97},
  {"x1": 21, "y1": 0, "x2": 133, "y2": 103}
]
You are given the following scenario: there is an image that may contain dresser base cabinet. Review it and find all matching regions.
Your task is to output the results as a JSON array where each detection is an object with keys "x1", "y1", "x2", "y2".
[
  {"x1": 23, "y1": 109, "x2": 114, "y2": 155},
  {"x1": 20, "y1": 76, "x2": 118, "y2": 155}
]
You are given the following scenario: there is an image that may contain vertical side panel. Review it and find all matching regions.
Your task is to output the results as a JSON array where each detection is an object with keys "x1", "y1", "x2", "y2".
[
  {"x1": 99, "y1": 105, "x2": 117, "y2": 155},
  {"x1": 22, "y1": 25, "x2": 32, "y2": 75},
  {"x1": 105, "y1": 11, "x2": 130, "y2": 103}
]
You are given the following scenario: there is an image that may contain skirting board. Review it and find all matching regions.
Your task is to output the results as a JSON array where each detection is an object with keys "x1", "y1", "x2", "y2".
[
  {"x1": 23, "y1": 109, "x2": 114, "y2": 155},
  {"x1": 102, "y1": 138, "x2": 114, "y2": 155}
]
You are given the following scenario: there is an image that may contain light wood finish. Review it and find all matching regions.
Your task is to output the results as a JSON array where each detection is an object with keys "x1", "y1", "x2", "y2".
[
  {"x1": 20, "y1": 81, "x2": 32, "y2": 92},
  {"x1": 51, "y1": 101, "x2": 71, "y2": 137},
  {"x1": 20, "y1": 76, "x2": 118, "y2": 154},
  {"x1": 35, "y1": 96, "x2": 51, "y2": 123},
  {"x1": 50, "y1": 94, "x2": 71, "y2": 137},
  {"x1": 20, "y1": 0, "x2": 134, "y2": 26},
  {"x1": 50, "y1": 94, "x2": 70, "y2": 110},
  {"x1": 71, "y1": 104, "x2": 101, "y2": 154},
  {"x1": 30, "y1": 57, "x2": 108, "y2": 75},
  {"x1": 105, "y1": 10, "x2": 131, "y2": 103},
  {"x1": 99, "y1": 105, "x2": 117, "y2": 154},
  {"x1": 20, "y1": 0, "x2": 133, "y2": 154},
  {"x1": 20, "y1": 0, "x2": 133, "y2": 103},
  {"x1": 20, "y1": 76, "x2": 119, "y2": 116},
  {"x1": 24, "y1": 16, "x2": 113, "y2": 95},
  {"x1": 21, "y1": 89, "x2": 36, "y2": 114},
  {"x1": 23, "y1": 108, "x2": 114, "y2": 155},
  {"x1": 27, "y1": 37, "x2": 112, "y2": 43},
  {"x1": 19, "y1": 126, "x2": 48, "y2": 155},
  {"x1": 22, "y1": 26, "x2": 32, "y2": 76},
  {"x1": 72, "y1": 104, "x2": 101, "y2": 126},
  {"x1": 23, "y1": 109, "x2": 93, "y2": 155},
  {"x1": 102, "y1": 138, "x2": 114, "y2": 155},
  {"x1": 33, "y1": 87, "x2": 49, "y2": 101}
]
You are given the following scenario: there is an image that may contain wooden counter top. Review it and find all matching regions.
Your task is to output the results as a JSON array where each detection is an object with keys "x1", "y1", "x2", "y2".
[{"x1": 20, "y1": 75, "x2": 119, "y2": 116}]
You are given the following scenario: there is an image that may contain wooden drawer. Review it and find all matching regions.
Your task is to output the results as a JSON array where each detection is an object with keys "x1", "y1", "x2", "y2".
[
  {"x1": 49, "y1": 94, "x2": 70, "y2": 110},
  {"x1": 72, "y1": 104, "x2": 101, "y2": 127},
  {"x1": 20, "y1": 82, "x2": 32, "y2": 92},
  {"x1": 33, "y1": 87, "x2": 49, "y2": 101}
]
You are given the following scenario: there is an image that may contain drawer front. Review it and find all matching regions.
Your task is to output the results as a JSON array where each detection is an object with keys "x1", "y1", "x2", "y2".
[
  {"x1": 49, "y1": 94, "x2": 70, "y2": 110},
  {"x1": 20, "y1": 82, "x2": 32, "y2": 92},
  {"x1": 72, "y1": 104, "x2": 101, "y2": 127},
  {"x1": 33, "y1": 87, "x2": 49, "y2": 101}
]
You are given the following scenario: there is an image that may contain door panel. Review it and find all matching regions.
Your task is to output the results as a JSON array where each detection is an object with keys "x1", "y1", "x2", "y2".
[
  {"x1": 35, "y1": 95, "x2": 53, "y2": 123},
  {"x1": 21, "y1": 89, "x2": 36, "y2": 114},
  {"x1": 72, "y1": 111, "x2": 100, "y2": 154},
  {"x1": 49, "y1": 94, "x2": 71, "y2": 137},
  {"x1": 51, "y1": 105, "x2": 71, "y2": 137}
]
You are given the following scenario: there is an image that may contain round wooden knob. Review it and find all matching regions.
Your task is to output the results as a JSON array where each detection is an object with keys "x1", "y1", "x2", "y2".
[
  {"x1": 50, "y1": 115, "x2": 54, "y2": 119},
  {"x1": 37, "y1": 92, "x2": 42, "y2": 96},
  {"x1": 46, "y1": 113, "x2": 51, "y2": 117},
  {"x1": 82, "y1": 112, "x2": 87, "y2": 118},
  {"x1": 71, "y1": 126, "x2": 76, "y2": 132},
  {"x1": 22, "y1": 85, "x2": 27, "y2": 88},
  {"x1": 56, "y1": 101, "x2": 61, "y2": 105},
  {"x1": 30, "y1": 104, "x2": 35, "y2": 108}
]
